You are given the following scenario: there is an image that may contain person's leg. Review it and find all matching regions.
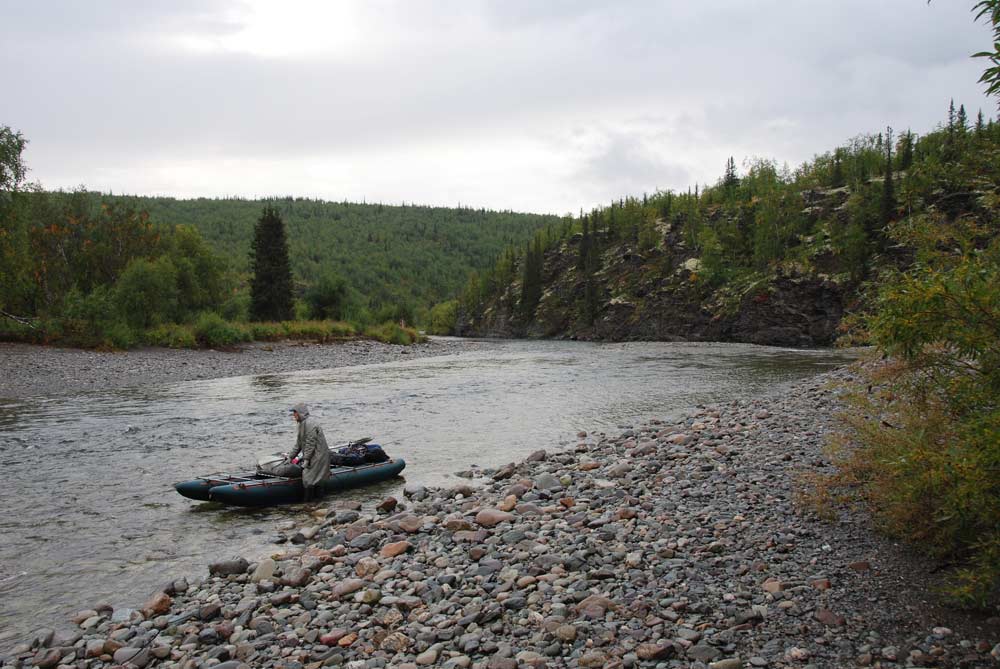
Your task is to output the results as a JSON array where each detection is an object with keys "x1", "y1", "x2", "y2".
[{"x1": 303, "y1": 485, "x2": 314, "y2": 502}]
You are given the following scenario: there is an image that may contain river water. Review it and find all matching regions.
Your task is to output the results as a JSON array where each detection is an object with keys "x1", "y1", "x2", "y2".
[{"x1": 0, "y1": 339, "x2": 855, "y2": 649}]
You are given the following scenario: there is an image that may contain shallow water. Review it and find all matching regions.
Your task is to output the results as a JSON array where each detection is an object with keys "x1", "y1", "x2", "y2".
[{"x1": 0, "y1": 339, "x2": 856, "y2": 649}]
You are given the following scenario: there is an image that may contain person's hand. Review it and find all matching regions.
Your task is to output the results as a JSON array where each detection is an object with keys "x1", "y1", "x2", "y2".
[{"x1": 302, "y1": 460, "x2": 310, "y2": 469}]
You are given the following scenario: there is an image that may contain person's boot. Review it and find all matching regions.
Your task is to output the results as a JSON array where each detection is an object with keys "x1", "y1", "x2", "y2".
[{"x1": 303, "y1": 486, "x2": 314, "y2": 503}]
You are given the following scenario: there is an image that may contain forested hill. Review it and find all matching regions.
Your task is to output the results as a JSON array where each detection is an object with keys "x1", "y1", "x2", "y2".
[
  {"x1": 454, "y1": 104, "x2": 1000, "y2": 346},
  {"x1": 56, "y1": 193, "x2": 564, "y2": 320}
]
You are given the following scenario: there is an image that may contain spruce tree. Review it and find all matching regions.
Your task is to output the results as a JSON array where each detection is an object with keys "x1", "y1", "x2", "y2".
[
  {"x1": 578, "y1": 216, "x2": 591, "y2": 271},
  {"x1": 897, "y1": 130, "x2": 914, "y2": 171},
  {"x1": 519, "y1": 236, "x2": 544, "y2": 322},
  {"x1": 830, "y1": 150, "x2": 845, "y2": 187},
  {"x1": 880, "y1": 126, "x2": 896, "y2": 233},
  {"x1": 249, "y1": 204, "x2": 295, "y2": 322}
]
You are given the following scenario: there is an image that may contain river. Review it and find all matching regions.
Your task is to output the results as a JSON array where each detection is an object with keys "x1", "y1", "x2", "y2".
[{"x1": 0, "y1": 339, "x2": 856, "y2": 649}]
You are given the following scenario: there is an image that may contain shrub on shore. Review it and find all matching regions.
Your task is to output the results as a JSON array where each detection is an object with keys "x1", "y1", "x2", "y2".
[
  {"x1": 364, "y1": 321, "x2": 426, "y2": 345},
  {"x1": 817, "y1": 213, "x2": 1000, "y2": 607},
  {"x1": 192, "y1": 312, "x2": 251, "y2": 348}
]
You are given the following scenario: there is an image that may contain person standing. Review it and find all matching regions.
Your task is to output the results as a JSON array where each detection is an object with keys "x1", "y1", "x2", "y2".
[{"x1": 289, "y1": 403, "x2": 331, "y2": 502}]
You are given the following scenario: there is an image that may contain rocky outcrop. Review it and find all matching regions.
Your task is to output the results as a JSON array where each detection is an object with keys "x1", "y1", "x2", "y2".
[{"x1": 458, "y1": 225, "x2": 853, "y2": 347}]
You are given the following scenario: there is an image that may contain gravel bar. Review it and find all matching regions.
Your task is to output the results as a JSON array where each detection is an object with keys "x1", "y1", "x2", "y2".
[
  {"x1": 4, "y1": 367, "x2": 1000, "y2": 668},
  {"x1": 0, "y1": 338, "x2": 484, "y2": 400}
]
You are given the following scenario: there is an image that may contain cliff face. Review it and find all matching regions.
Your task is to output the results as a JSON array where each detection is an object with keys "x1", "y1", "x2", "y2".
[{"x1": 457, "y1": 190, "x2": 856, "y2": 347}]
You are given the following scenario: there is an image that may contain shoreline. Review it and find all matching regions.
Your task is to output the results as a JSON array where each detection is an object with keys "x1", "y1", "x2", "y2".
[
  {"x1": 5, "y1": 367, "x2": 999, "y2": 668},
  {"x1": 0, "y1": 338, "x2": 484, "y2": 400}
]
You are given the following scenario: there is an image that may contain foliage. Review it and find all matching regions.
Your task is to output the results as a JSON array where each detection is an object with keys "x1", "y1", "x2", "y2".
[
  {"x1": 144, "y1": 323, "x2": 198, "y2": 348},
  {"x1": 249, "y1": 205, "x2": 295, "y2": 322},
  {"x1": 427, "y1": 299, "x2": 458, "y2": 335},
  {"x1": 0, "y1": 125, "x2": 27, "y2": 194},
  {"x1": 364, "y1": 321, "x2": 425, "y2": 345},
  {"x1": 819, "y1": 195, "x2": 1000, "y2": 605},
  {"x1": 81, "y1": 193, "x2": 560, "y2": 319},
  {"x1": 193, "y1": 312, "x2": 251, "y2": 348},
  {"x1": 973, "y1": 0, "x2": 1000, "y2": 100},
  {"x1": 115, "y1": 257, "x2": 180, "y2": 329},
  {"x1": 304, "y1": 270, "x2": 350, "y2": 321}
]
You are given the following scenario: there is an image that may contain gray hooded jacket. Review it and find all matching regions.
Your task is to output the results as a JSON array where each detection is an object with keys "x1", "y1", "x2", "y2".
[{"x1": 290, "y1": 412, "x2": 331, "y2": 488}]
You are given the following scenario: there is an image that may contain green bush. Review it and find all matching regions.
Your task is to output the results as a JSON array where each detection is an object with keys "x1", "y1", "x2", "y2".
[
  {"x1": 56, "y1": 286, "x2": 140, "y2": 348},
  {"x1": 220, "y1": 292, "x2": 250, "y2": 322},
  {"x1": 144, "y1": 323, "x2": 197, "y2": 348},
  {"x1": 115, "y1": 257, "x2": 179, "y2": 329},
  {"x1": 283, "y1": 319, "x2": 355, "y2": 341},
  {"x1": 248, "y1": 321, "x2": 286, "y2": 341},
  {"x1": 822, "y1": 214, "x2": 1000, "y2": 607},
  {"x1": 427, "y1": 300, "x2": 458, "y2": 335},
  {"x1": 305, "y1": 271, "x2": 349, "y2": 320},
  {"x1": 193, "y1": 312, "x2": 250, "y2": 348},
  {"x1": 364, "y1": 321, "x2": 425, "y2": 345}
]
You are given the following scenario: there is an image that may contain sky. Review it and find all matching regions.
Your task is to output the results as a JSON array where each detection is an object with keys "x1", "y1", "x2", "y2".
[{"x1": 2, "y1": 0, "x2": 996, "y2": 215}]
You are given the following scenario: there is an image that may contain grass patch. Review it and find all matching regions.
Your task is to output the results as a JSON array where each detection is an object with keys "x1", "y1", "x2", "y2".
[{"x1": 364, "y1": 321, "x2": 426, "y2": 345}]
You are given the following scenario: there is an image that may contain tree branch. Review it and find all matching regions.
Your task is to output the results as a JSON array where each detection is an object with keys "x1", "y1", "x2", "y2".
[{"x1": 0, "y1": 309, "x2": 38, "y2": 330}]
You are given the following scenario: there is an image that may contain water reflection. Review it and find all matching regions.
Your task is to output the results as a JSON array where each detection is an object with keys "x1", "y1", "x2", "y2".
[{"x1": 0, "y1": 340, "x2": 856, "y2": 649}]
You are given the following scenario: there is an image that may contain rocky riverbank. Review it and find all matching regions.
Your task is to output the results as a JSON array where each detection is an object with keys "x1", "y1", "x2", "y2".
[
  {"x1": 5, "y1": 367, "x2": 999, "y2": 668},
  {"x1": 0, "y1": 338, "x2": 483, "y2": 399}
]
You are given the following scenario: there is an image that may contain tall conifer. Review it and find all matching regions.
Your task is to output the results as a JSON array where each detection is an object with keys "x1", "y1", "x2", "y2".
[
  {"x1": 880, "y1": 127, "x2": 896, "y2": 233},
  {"x1": 249, "y1": 204, "x2": 294, "y2": 322}
]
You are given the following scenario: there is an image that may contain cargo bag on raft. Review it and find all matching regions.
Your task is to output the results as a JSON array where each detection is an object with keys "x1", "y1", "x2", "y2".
[{"x1": 330, "y1": 443, "x2": 390, "y2": 467}]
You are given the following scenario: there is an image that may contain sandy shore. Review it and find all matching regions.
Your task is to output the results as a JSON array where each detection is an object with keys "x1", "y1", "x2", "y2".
[
  {"x1": 0, "y1": 338, "x2": 484, "y2": 399},
  {"x1": 5, "y1": 367, "x2": 999, "y2": 668}
]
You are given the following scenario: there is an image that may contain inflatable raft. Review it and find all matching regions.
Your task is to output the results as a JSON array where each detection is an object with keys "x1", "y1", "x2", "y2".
[{"x1": 174, "y1": 458, "x2": 406, "y2": 507}]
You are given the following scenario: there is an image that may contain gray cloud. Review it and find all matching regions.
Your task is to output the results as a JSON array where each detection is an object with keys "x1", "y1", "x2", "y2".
[{"x1": 2, "y1": 0, "x2": 994, "y2": 213}]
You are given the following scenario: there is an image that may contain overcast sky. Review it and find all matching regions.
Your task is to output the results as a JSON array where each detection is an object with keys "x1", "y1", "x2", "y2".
[{"x1": 2, "y1": 1, "x2": 995, "y2": 214}]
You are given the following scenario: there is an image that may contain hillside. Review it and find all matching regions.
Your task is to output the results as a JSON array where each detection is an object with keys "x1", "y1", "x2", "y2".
[
  {"x1": 43, "y1": 192, "x2": 565, "y2": 319},
  {"x1": 455, "y1": 106, "x2": 1000, "y2": 346}
]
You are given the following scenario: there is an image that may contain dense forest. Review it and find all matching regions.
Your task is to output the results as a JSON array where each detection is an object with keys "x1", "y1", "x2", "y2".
[
  {"x1": 0, "y1": 163, "x2": 562, "y2": 346},
  {"x1": 36, "y1": 192, "x2": 564, "y2": 325}
]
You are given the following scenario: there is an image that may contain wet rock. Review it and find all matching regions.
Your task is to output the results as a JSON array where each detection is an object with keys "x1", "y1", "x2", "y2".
[
  {"x1": 209, "y1": 558, "x2": 249, "y2": 576},
  {"x1": 31, "y1": 649, "x2": 62, "y2": 668},
  {"x1": 141, "y1": 591, "x2": 172, "y2": 617},
  {"x1": 252, "y1": 558, "x2": 276, "y2": 582},
  {"x1": 377, "y1": 496, "x2": 398, "y2": 513}
]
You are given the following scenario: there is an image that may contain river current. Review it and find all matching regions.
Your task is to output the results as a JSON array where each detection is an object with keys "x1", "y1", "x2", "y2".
[{"x1": 0, "y1": 339, "x2": 855, "y2": 648}]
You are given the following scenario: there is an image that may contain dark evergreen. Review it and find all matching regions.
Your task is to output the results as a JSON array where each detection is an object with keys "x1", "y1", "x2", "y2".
[
  {"x1": 249, "y1": 205, "x2": 294, "y2": 322},
  {"x1": 831, "y1": 150, "x2": 845, "y2": 187},
  {"x1": 896, "y1": 130, "x2": 914, "y2": 171},
  {"x1": 578, "y1": 216, "x2": 591, "y2": 271},
  {"x1": 723, "y1": 156, "x2": 739, "y2": 195},
  {"x1": 519, "y1": 236, "x2": 543, "y2": 321},
  {"x1": 880, "y1": 126, "x2": 896, "y2": 233}
]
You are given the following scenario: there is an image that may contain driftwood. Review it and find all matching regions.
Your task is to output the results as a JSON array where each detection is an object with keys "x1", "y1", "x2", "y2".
[{"x1": 0, "y1": 308, "x2": 37, "y2": 330}]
